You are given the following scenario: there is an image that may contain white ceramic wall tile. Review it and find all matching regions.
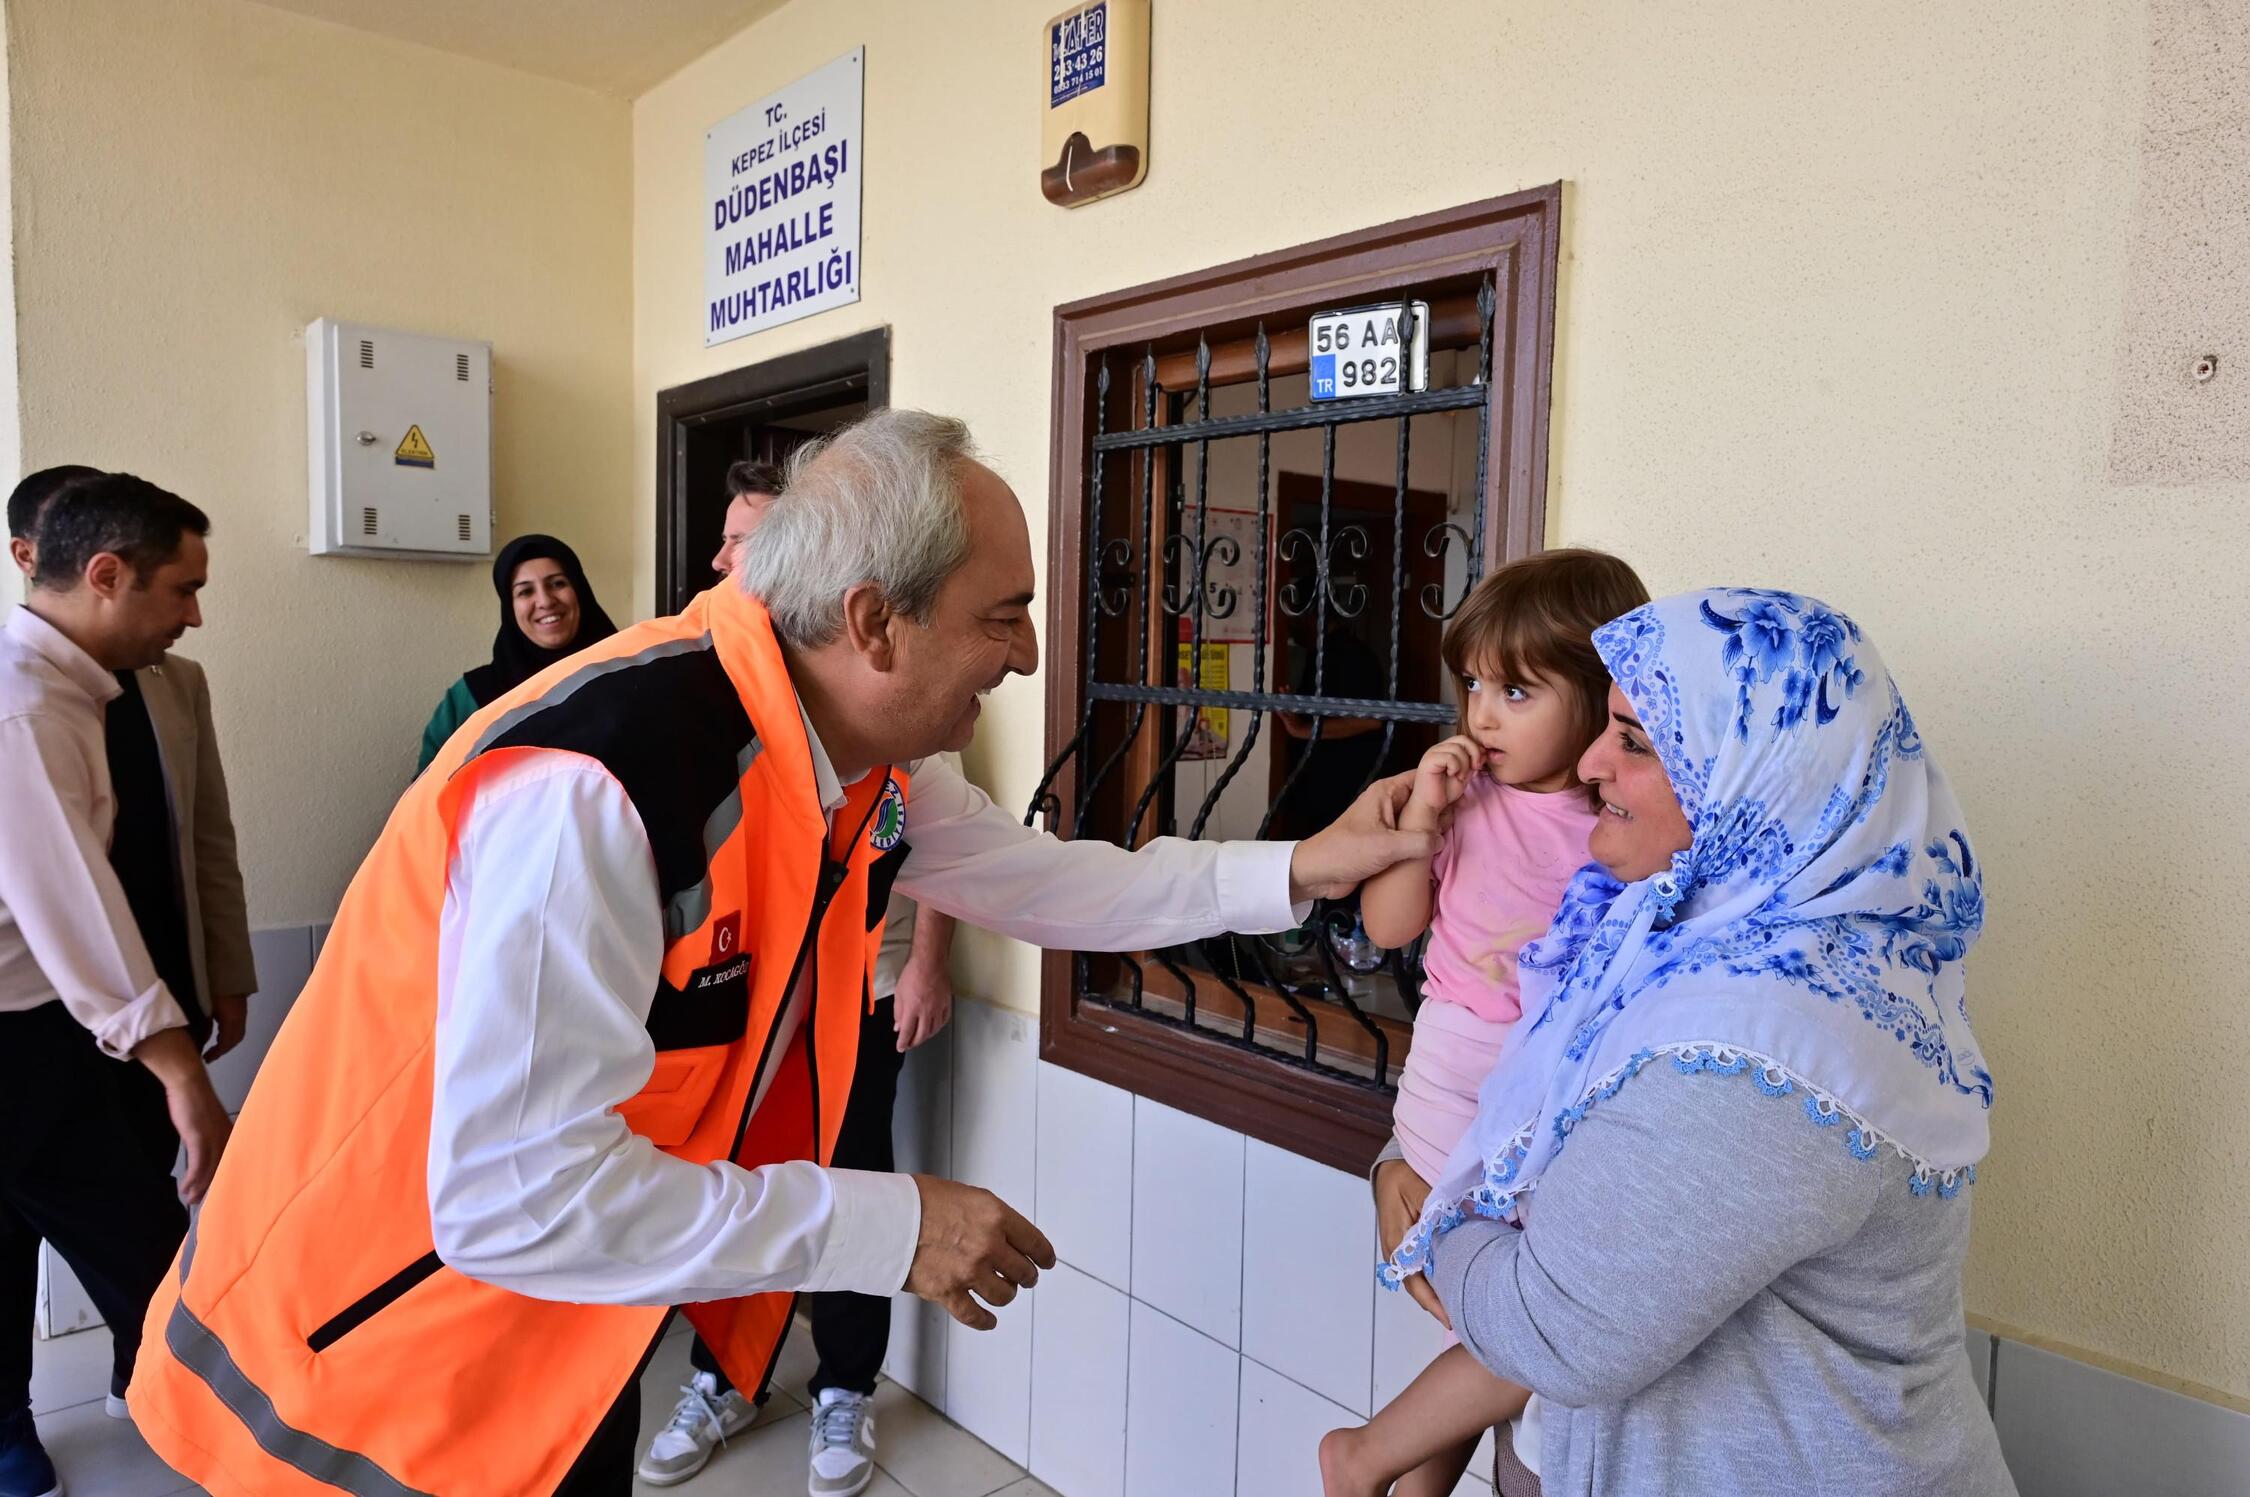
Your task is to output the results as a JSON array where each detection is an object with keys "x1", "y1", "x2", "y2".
[
  {"x1": 952, "y1": 999, "x2": 1039, "y2": 1207},
  {"x1": 1992, "y1": 1340, "x2": 2250, "y2": 1497},
  {"x1": 1129, "y1": 1097, "x2": 1245, "y2": 1348},
  {"x1": 1029, "y1": 1263, "x2": 1130, "y2": 1497},
  {"x1": 1035, "y1": 1062, "x2": 1134, "y2": 1292},
  {"x1": 1240, "y1": 1140, "x2": 1376, "y2": 1415},
  {"x1": 1124, "y1": 1302, "x2": 1240, "y2": 1497},
  {"x1": 1236, "y1": 1358, "x2": 1358, "y2": 1497},
  {"x1": 1376, "y1": 1289, "x2": 1499, "y2": 1493},
  {"x1": 896, "y1": 1017, "x2": 954, "y2": 1178},
  {"x1": 884, "y1": 1022, "x2": 954, "y2": 1407},
  {"x1": 1965, "y1": 1326, "x2": 1992, "y2": 1408},
  {"x1": 945, "y1": 999, "x2": 1039, "y2": 1449},
  {"x1": 33, "y1": 1248, "x2": 100, "y2": 1337},
  {"x1": 885, "y1": 1281, "x2": 951, "y2": 1411},
  {"x1": 1372, "y1": 1266, "x2": 1451, "y2": 1411},
  {"x1": 945, "y1": 1281, "x2": 1037, "y2": 1467},
  {"x1": 208, "y1": 925, "x2": 315, "y2": 1112},
  {"x1": 941, "y1": 1002, "x2": 1039, "y2": 1460}
]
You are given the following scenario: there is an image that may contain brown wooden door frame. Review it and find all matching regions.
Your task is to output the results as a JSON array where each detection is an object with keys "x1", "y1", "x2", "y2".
[
  {"x1": 1038, "y1": 186, "x2": 1562, "y2": 1174},
  {"x1": 653, "y1": 326, "x2": 891, "y2": 613}
]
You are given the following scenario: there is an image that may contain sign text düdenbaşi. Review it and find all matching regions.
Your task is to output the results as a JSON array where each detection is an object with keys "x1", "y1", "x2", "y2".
[{"x1": 703, "y1": 49, "x2": 863, "y2": 346}]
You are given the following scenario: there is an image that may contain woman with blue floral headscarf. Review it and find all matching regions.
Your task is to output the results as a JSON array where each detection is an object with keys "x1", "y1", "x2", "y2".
[{"x1": 1370, "y1": 589, "x2": 2014, "y2": 1497}]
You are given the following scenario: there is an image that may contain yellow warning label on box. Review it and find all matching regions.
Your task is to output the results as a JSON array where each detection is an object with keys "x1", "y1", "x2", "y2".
[{"x1": 394, "y1": 425, "x2": 436, "y2": 469}]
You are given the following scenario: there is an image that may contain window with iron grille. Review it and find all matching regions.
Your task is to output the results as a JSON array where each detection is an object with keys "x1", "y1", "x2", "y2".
[{"x1": 1025, "y1": 187, "x2": 1563, "y2": 1171}]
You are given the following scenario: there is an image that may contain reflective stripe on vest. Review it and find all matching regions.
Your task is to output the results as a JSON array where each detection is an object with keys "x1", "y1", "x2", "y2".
[
  {"x1": 162, "y1": 1229, "x2": 436, "y2": 1497},
  {"x1": 465, "y1": 632, "x2": 714, "y2": 761},
  {"x1": 164, "y1": 1302, "x2": 436, "y2": 1497},
  {"x1": 662, "y1": 739, "x2": 763, "y2": 944},
  {"x1": 455, "y1": 631, "x2": 767, "y2": 945}
]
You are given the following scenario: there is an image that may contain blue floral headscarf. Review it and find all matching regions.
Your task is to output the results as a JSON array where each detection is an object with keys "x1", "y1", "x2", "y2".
[{"x1": 1383, "y1": 588, "x2": 1993, "y2": 1287}]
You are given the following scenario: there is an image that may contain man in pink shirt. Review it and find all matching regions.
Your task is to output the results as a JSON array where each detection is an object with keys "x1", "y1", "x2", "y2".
[{"x1": 0, "y1": 472, "x2": 232, "y2": 1497}]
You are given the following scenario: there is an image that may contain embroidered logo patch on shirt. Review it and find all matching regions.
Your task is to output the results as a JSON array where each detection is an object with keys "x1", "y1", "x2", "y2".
[
  {"x1": 710, "y1": 911, "x2": 742, "y2": 963},
  {"x1": 870, "y1": 775, "x2": 906, "y2": 851}
]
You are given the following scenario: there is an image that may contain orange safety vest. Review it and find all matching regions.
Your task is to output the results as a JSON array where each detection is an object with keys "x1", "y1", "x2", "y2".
[{"x1": 131, "y1": 582, "x2": 913, "y2": 1496}]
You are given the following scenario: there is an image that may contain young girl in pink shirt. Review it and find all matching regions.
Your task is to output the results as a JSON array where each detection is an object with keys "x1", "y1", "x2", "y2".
[{"x1": 1324, "y1": 548, "x2": 1648, "y2": 1497}]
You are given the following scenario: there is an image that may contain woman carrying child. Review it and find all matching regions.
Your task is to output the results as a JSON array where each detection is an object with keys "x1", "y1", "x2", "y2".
[
  {"x1": 1322, "y1": 549, "x2": 1649, "y2": 1497},
  {"x1": 1331, "y1": 587, "x2": 2014, "y2": 1497}
]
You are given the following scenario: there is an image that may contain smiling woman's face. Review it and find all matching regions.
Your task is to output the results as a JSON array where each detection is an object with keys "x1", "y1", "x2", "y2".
[
  {"x1": 510, "y1": 559, "x2": 581, "y2": 651},
  {"x1": 1577, "y1": 681, "x2": 1694, "y2": 881}
]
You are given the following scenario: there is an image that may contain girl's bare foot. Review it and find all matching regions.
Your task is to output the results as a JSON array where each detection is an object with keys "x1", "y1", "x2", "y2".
[{"x1": 1318, "y1": 1425, "x2": 1384, "y2": 1497}]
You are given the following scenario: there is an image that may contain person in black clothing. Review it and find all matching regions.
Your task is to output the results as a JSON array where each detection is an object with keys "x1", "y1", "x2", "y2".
[
  {"x1": 415, "y1": 533, "x2": 620, "y2": 772},
  {"x1": 9, "y1": 461, "x2": 211, "y2": 1165},
  {"x1": 0, "y1": 472, "x2": 235, "y2": 1497}
]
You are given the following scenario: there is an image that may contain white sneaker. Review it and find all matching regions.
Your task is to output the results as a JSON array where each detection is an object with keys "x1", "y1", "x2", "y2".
[
  {"x1": 636, "y1": 1371, "x2": 755, "y2": 1487},
  {"x1": 805, "y1": 1389, "x2": 876, "y2": 1497},
  {"x1": 103, "y1": 1392, "x2": 130, "y2": 1421}
]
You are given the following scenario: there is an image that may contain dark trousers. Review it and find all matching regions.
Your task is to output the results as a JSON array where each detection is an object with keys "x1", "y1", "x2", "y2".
[
  {"x1": 689, "y1": 996, "x2": 909, "y2": 1402},
  {"x1": 0, "y1": 1002, "x2": 188, "y2": 1412}
]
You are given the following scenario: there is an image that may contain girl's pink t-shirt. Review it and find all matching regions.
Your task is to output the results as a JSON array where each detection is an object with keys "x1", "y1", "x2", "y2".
[{"x1": 1419, "y1": 774, "x2": 1600, "y2": 1024}]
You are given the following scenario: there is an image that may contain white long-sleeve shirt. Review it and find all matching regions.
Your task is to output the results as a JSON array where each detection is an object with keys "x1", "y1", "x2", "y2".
[
  {"x1": 429, "y1": 718, "x2": 1304, "y2": 1307},
  {"x1": 0, "y1": 606, "x2": 188, "y2": 1056}
]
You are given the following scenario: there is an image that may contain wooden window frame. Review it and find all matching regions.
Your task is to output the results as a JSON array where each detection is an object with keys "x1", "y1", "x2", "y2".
[{"x1": 1035, "y1": 186, "x2": 1563, "y2": 1173}]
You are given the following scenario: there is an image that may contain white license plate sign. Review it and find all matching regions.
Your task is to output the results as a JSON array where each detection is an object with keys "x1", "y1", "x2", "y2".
[{"x1": 1308, "y1": 301, "x2": 1431, "y2": 401}]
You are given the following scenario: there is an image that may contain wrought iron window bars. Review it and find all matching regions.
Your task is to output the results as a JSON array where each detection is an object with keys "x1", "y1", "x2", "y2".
[
  {"x1": 1027, "y1": 282, "x2": 1501, "y2": 1091},
  {"x1": 1026, "y1": 187, "x2": 1559, "y2": 1170}
]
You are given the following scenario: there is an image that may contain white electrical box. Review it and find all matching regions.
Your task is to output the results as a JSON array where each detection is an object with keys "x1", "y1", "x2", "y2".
[{"x1": 306, "y1": 318, "x2": 493, "y2": 559}]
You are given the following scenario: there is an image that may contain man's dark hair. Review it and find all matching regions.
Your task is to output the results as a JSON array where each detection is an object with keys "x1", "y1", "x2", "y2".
[
  {"x1": 32, "y1": 473, "x2": 210, "y2": 589},
  {"x1": 725, "y1": 459, "x2": 786, "y2": 500},
  {"x1": 7, "y1": 464, "x2": 103, "y2": 541}
]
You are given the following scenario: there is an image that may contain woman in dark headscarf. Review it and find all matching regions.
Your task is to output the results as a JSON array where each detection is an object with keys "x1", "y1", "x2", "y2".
[{"x1": 415, "y1": 534, "x2": 617, "y2": 772}]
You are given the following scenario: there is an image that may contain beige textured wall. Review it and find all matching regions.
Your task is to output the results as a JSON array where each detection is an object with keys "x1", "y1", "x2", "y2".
[
  {"x1": 633, "y1": 0, "x2": 2249, "y2": 1396},
  {"x1": 0, "y1": 4, "x2": 20, "y2": 597},
  {"x1": 5, "y1": 0, "x2": 633, "y2": 924}
]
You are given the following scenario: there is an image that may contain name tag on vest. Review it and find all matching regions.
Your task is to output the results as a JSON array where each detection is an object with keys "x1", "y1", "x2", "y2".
[{"x1": 649, "y1": 950, "x2": 754, "y2": 1052}]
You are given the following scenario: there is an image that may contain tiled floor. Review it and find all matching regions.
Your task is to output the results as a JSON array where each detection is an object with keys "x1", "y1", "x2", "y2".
[
  {"x1": 27, "y1": 1316, "x2": 1054, "y2": 1497},
  {"x1": 26, "y1": 1322, "x2": 191, "y2": 1496}
]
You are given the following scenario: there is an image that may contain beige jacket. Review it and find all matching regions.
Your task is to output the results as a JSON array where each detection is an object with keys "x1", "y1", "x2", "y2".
[{"x1": 136, "y1": 653, "x2": 257, "y2": 1005}]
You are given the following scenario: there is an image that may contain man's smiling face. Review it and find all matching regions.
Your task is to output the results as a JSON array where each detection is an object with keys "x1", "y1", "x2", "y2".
[{"x1": 882, "y1": 458, "x2": 1040, "y2": 756}]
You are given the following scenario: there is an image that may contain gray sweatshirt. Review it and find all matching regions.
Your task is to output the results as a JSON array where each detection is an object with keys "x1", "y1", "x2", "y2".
[{"x1": 1428, "y1": 1060, "x2": 2016, "y2": 1497}]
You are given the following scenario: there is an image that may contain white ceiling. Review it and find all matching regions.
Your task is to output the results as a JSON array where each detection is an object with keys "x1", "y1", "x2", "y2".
[{"x1": 249, "y1": 0, "x2": 792, "y2": 96}]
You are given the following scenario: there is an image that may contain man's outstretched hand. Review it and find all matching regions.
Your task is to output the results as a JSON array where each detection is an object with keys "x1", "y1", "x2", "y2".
[
  {"x1": 1287, "y1": 771, "x2": 1437, "y2": 903},
  {"x1": 905, "y1": 1175, "x2": 1056, "y2": 1331}
]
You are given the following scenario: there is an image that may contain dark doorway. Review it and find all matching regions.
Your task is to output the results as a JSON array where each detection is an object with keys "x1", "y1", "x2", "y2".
[{"x1": 654, "y1": 327, "x2": 889, "y2": 614}]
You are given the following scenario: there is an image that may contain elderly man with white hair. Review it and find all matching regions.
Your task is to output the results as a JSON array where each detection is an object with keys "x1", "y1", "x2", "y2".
[{"x1": 132, "y1": 410, "x2": 1437, "y2": 1497}]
